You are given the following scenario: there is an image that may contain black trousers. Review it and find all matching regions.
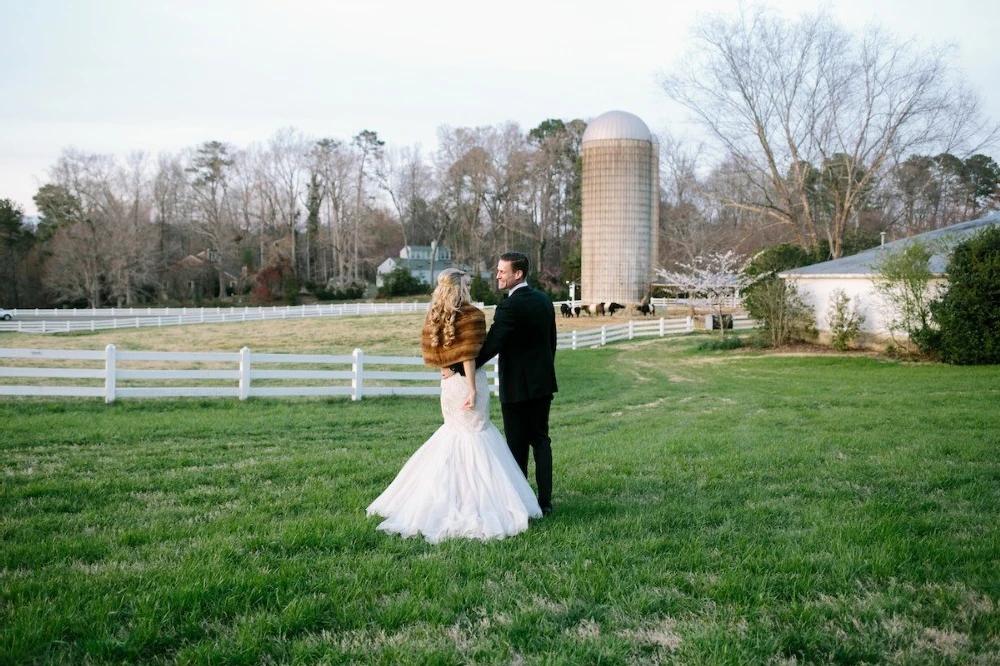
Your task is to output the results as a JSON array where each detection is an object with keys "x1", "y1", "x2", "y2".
[{"x1": 500, "y1": 396, "x2": 552, "y2": 509}]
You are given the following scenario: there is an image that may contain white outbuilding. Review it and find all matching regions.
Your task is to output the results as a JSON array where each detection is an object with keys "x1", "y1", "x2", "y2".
[{"x1": 778, "y1": 213, "x2": 1000, "y2": 345}]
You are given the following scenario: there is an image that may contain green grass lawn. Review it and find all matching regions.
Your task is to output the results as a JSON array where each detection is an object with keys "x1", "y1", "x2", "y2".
[{"x1": 2, "y1": 336, "x2": 998, "y2": 665}]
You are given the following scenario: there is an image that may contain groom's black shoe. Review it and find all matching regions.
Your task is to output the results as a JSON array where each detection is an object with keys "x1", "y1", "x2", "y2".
[{"x1": 541, "y1": 505, "x2": 552, "y2": 516}]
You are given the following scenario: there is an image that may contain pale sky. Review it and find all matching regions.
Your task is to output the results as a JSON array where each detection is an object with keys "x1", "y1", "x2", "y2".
[{"x1": 2, "y1": 0, "x2": 997, "y2": 217}]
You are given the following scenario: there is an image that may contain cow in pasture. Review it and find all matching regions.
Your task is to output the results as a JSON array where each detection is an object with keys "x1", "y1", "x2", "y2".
[
  {"x1": 607, "y1": 302, "x2": 626, "y2": 316},
  {"x1": 560, "y1": 303, "x2": 573, "y2": 318}
]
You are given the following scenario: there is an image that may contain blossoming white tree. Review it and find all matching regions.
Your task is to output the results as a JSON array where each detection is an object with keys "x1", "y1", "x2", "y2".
[{"x1": 656, "y1": 250, "x2": 747, "y2": 337}]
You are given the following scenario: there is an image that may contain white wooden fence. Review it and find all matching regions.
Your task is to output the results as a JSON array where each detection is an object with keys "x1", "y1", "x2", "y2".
[
  {"x1": 0, "y1": 315, "x2": 757, "y2": 401},
  {"x1": 650, "y1": 295, "x2": 741, "y2": 309},
  {"x1": 1, "y1": 301, "x2": 745, "y2": 335},
  {"x1": 556, "y1": 314, "x2": 753, "y2": 350},
  {"x1": 0, "y1": 346, "x2": 500, "y2": 402},
  {"x1": 0, "y1": 302, "x2": 433, "y2": 334}
]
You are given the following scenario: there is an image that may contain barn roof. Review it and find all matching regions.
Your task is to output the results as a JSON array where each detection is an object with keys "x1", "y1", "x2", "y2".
[{"x1": 779, "y1": 212, "x2": 1000, "y2": 279}]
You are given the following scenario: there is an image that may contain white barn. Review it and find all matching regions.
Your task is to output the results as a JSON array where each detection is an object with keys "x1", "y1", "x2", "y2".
[{"x1": 779, "y1": 213, "x2": 1000, "y2": 345}]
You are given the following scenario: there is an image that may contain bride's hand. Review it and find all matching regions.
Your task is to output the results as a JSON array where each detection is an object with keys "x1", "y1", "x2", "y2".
[{"x1": 461, "y1": 390, "x2": 475, "y2": 410}]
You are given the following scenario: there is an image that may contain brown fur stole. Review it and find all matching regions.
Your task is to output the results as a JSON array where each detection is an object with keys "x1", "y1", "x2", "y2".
[{"x1": 421, "y1": 305, "x2": 486, "y2": 368}]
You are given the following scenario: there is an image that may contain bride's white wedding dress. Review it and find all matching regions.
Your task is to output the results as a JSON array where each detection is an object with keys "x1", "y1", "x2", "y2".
[{"x1": 367, "y1": 368, "x2": 542, "y2": 543}]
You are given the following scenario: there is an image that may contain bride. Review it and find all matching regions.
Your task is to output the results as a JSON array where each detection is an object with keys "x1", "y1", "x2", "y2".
[{"x1": 366, "y1": 268, "x2": 542, "y2": 543}]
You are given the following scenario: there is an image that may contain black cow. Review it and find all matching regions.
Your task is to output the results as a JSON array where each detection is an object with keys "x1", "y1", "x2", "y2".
[
  {"x1": 559, "y1": 303, "x2": 573, "y2": 318},
  {"x1": 608, "y1": 302, "x2": 626, "y2": 316},
  {"x1": 638, "y1": 302, "x2": 655, "y2": 316}
]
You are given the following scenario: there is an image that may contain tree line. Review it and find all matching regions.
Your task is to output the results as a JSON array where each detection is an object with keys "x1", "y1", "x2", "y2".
[{"x1": 2, "y1": 8, "x2": 997, "y2": 309}]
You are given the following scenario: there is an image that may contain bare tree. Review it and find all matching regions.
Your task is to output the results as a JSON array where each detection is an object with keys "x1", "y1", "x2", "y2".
[
  {"x1": 41, "y1": 150, "x2": 120, "y2": 306},
  {"x1": 434, "y1": 126, "x2": 489, "y2": 269},
  {"x1": 311, "y1": 138, "x2": 354, "y2": 287},
  {"x1": 267, "y1": 127, "x2": 309, "y2": 277},
  {"x1": 153, "y1": 153, "x2": 191, "y2": 296},
  {"x1": 482, "y1": 123, "x2": 532, "y2": 269},
  {"x1": 350, "y1": 130, "x2": 384, "y2": 283},
  {"x1": 661, "y1": 7, "x2": 998, "y2": 257},
  {"x1": 658, "y1": 137, "x2": 715, "y2": 267},
  {"x1": 105, "y1": 152, "x2": 156, "y2": 306},
  {"x1": 380, "y1": 144, "x2": 432, "y2": 260},
  {"x1": 185, "y1": 141, "x2": 237, "y2": 298},
  {"x1": 527, "y1": 118, "x2": 585, "y2": 283}
]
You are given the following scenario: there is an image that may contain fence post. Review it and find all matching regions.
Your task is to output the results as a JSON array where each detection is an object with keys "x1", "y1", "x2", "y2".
[
  {"x1": 105, "y1": 344, "x2": 116, "y2": 403},
  {"x1": 705, "y1": 314, "x2": 713, "y2": 330},
  {"x1": 601, "y1": 326, "x2": 607, "y2": 346},
  {"x1": 659, "y1": 317, "x2": 665, "y2": 336},
  {"x1": 239, "y1": 346, "x2": 251, "y2": 400},
  {"x1": 686, "y1": 316, "x2": 694, "y2": 332},
  {"x1": 628, "y1": 320, "x2": 634, "y2": 340},
  {"x1": 352, "y1": 348, "x2": 364, "y2": 401}
]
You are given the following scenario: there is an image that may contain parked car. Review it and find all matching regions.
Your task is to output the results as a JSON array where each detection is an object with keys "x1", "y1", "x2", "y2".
[{"x1": 0, "y1": 308, "x2": 13, "y2": 321}]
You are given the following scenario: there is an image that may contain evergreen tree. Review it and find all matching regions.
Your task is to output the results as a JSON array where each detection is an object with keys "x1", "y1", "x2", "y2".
[{"x1": 931, "y1": 226, "x2": 1000, "y2": 364}]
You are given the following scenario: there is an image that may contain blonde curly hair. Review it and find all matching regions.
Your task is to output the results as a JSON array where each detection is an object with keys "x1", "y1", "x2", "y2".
[{"x1": 425, "y1": 268, "x2": 471, "y2": 348}]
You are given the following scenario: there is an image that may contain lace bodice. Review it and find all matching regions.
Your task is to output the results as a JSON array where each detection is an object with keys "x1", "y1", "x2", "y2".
[{"x1": 440, "y1": 368, "x2": 491, "y2": 433}]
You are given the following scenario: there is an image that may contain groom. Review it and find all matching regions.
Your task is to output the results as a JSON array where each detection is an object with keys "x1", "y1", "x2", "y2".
[{"x1": 476, "y1": 252, "x2": 558, "y2": 515}]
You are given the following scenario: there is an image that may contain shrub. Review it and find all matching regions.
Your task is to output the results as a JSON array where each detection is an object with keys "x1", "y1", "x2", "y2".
[
  {"x1": 315, "y1": 282, "x2": 365, "y2": 301},
  {"x1": 376, "y1": 267, "x2": 430, "y2": 298},
  {"x1": 697, "y1": 336, "x2": 744, "y2": 351},
  {"x1": 827, "y1": 288, "x2": 865, "y2": 351},
  {"x1": 470, "y1": 273, "x2": 499, "y2": 305},
  {"x1": 251, "y1": 258, "x2": 295, "y2": 305},
  {"x1": 284, "y1": 275, "x2": 301, "y2": 306},
  {"x1": 743, "y1": 243, "x2": 816, "y2": 284},
  {"x1": 930, "y1": 226, "x2": 1000, "y2": 365},
  {"x1": 871, "y1": 239, "x2": 941, "y2": 352},
  {"x1": 741, "y1": 244, "x2": 821, "y2": 347},
  {"x1": 742, "y1": 277, "x2": 815, "y2": 347}
]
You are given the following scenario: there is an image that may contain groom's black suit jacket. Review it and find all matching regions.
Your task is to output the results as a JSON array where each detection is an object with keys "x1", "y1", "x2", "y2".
[{"x1": 476, "y1": 285, "x2": 558, "y2": 404}]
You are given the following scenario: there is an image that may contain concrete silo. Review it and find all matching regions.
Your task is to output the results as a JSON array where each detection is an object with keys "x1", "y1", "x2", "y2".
[{"x1": 581, "y1": 110, "x2": 659, "y2": 305}]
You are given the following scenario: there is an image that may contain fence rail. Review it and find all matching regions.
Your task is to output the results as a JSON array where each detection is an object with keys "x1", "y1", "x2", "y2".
[
  {"x1": 555, "y1": 314, "x2": 753, "y2": 350},
  {"x1": 649, "y1": 296, "x2": 741, "y2": 309},
  {"x1": 0, "y1": 302, "x2": 434, "y2": 334},
  {"x1": 0, "y1": 346, "x2": 500, "y2": 402},
  {"x1": 0, "y1": 316, "x2": 756, "y2": 401},
  {"x1": 1, "y1": 300, "x2": 746, "y2": 335}
]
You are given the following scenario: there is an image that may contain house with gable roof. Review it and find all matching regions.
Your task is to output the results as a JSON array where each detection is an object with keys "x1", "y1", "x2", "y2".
[
  {"x1": 376, "y1": 244, "x2": 491, "y2": 288},
  {"x1": 778, "y1": 212, "x2": 1000, "y2": 344}
]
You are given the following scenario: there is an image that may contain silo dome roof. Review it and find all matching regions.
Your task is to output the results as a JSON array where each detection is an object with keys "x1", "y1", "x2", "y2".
[{"x1": 582, "y1": 110, "x2": 652, "y2": 142}]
